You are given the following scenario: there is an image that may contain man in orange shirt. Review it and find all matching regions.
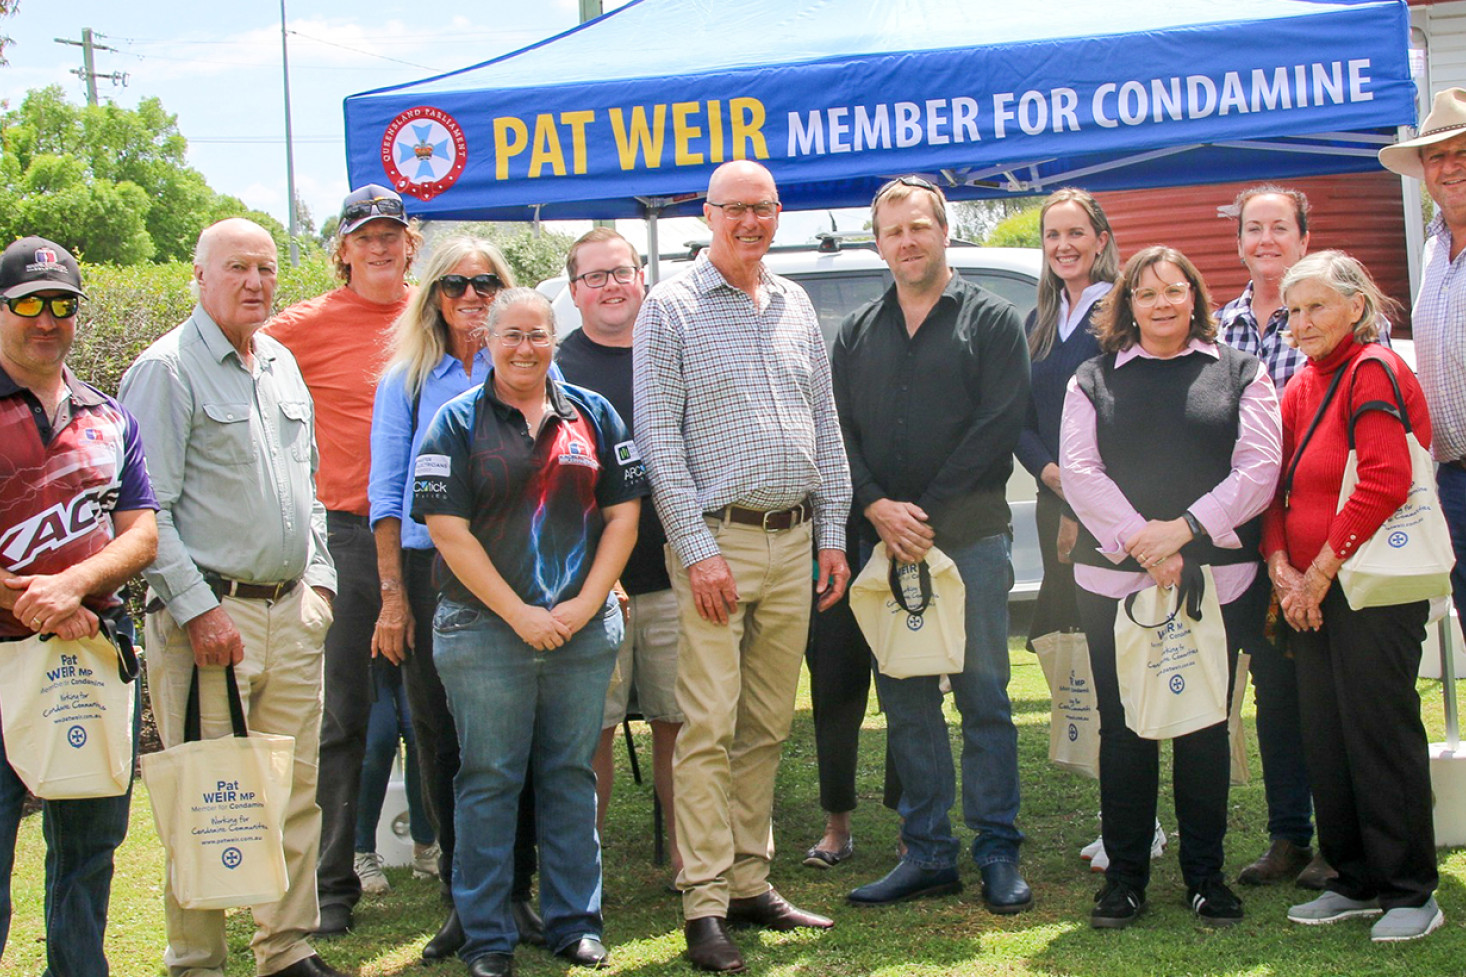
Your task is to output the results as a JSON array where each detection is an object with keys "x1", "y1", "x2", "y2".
[{"x1": 266, "y1": 185, "x2": 419, "y2": 937}]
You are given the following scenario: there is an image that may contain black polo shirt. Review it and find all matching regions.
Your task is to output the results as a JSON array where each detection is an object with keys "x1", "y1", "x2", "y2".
[{"x1": 830, "y1": 272, "x2": 1030, "y2": 548}]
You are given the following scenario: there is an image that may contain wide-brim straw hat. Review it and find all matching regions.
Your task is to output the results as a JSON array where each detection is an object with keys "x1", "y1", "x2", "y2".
[{"x1": 1379, "y1": 88, "x2": 1466, "y2": 179}]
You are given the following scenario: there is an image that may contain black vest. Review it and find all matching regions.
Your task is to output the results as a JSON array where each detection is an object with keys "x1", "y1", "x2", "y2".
[{"x1": 1071, "y1": 345, "x2": 1263, "y2": 572}]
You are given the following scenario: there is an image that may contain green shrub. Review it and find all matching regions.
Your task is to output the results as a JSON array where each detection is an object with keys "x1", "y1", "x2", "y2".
[
  {"x1": 71, "y1": 254, "x2": 339, "y2": 396},
  {"x1": 984, "y1": 206, "x2": 1043, "y2": 249}
]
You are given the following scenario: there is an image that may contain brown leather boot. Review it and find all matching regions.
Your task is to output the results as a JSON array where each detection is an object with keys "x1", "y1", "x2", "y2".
[
  {"x1": 1237, "y1": 839, "x2": 1312, "y2": 886},
  {"x1": 684, "y1": 917, "x2": 745, "y2": 973},
  {"x1": 1294, "y1": 851, "x2": 1339, "y2": 890}
]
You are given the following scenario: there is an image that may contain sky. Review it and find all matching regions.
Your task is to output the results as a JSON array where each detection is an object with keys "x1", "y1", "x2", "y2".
[{"x1": 0, "y1": 0, "x2": 855, "y2": 257}]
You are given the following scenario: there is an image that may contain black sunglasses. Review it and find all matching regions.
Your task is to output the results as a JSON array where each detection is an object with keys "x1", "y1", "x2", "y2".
[
  {"x1": 6, "y1": 295, "x2": 79, "y2": 319},
  {"x1": 341, "y1": 197, "x2": 406, "y2": 222},
  {"x1": 436, "y1": 273, "x2": 503, "y2": 298}
]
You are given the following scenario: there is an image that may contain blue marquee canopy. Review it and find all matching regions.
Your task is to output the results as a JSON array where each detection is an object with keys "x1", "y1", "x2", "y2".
[{"x1": 343, "y1": 0, "x2": 1416, "y2": 222}]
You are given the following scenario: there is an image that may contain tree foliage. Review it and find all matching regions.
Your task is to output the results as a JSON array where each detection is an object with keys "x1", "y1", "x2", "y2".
[
  {"x1": 426, "y1": 221, "x2": 578, "y2": 287},
  {"x1": 983, "y1": 206, "x2": 1043, "y2": 249},
  {"x1": 0, "y1": 86, "x2": 296, "y2": 265}
]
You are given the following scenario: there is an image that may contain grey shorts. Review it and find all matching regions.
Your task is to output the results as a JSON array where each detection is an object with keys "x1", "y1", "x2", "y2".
[{"x1": 602, "y1": 587, "x2": 683, "y2": 727}]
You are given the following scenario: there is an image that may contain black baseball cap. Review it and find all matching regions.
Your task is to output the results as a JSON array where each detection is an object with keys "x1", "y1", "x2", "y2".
[
  {"x1": 0, "y1": 237, "x2": 86, "y2": 299},
  {"x1": 339, "y1": 184, "x2": 409, "y2": 236}
]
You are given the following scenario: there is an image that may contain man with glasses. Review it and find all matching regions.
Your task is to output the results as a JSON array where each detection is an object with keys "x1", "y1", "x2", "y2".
[
  {"x1": 265, "y1": 185, "x2": 421, "y2": 936},
  {"x1": 834, "y1": 177, "x2": 1034, "y2": 913},
  {"x1": 634, "y1": 160, "x2": 852, "y2": 973},
  {"x1": 554, "y1": 228, "x2": 684, "y2": 880},
  {"x1": 120, "y1": 218, "x2": 344, "y2": 977},
  {"x1": 0, "y1": 236, "x2": 159, "y2": 977}
]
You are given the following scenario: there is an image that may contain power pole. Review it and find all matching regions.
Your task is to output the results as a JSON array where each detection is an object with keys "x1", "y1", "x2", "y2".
[
  {"x1": 54, "y1": 28, "x2": 126, "y2": 106},
  {"x1": 581, "y1": 1, "x2": 612, "y2": 230},
  {"x1": 279, "y1": 0, "x2": 300, "y2": 266}
]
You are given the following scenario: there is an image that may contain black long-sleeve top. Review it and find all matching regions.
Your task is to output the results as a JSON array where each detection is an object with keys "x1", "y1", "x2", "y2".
[{"x1": 830, "y1": 272, "x2": 1031, "y2": 549}]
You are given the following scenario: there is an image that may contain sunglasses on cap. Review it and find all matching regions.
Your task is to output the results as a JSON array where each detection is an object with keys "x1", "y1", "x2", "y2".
[
  {"x1": 6, "y1": 295, "x2": 79, "y2": 319},
  {"x1": 341, "y1": 197, "x2": 406, "y2": 222},
  {"x1": 436, "y1": 273, "x2": 503, "y2": 298}
]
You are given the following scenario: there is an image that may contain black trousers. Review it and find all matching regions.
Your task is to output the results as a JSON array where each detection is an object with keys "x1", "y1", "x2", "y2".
[
  {"x1": 403, "y1": 550, "x2": 537, "y2": 900},
  {"x1": 1028, "y1": 487, "x2": 1080, "y2": 647},
  {"x1": 1076, "y1": 571, "x2": 1261, "y2": 890},
  {"x1": 1290, "y1": 586, "x2": 1437, "y2": 910},
  {"x1": 805, "y1": 589, "x2": 872, "y2": 814},
  {"x1": 317, "y1": 512, "x2": 379, "y2": 910}
]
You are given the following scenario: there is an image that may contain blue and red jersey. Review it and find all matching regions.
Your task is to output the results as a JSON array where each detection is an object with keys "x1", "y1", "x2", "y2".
[
  {"x1": 0, "y1": 367, "x2": 158, "y2": 638},
  {"x1": 411, "y1": 372, "x2": 647, "y2": 611}
]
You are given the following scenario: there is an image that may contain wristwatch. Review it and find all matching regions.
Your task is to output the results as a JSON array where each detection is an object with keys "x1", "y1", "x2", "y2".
[{"x1": 1181, "y1": 510, "x2": 1206, "y2": 539}]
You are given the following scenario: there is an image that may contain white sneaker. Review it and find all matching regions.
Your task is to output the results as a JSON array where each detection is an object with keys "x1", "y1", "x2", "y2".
[
  {"x1": 413, "y1": 841, "x2": 441, "y2": 880},
  {"x1": 1086, "y1": 821, "x2": 1164, "y2": 873},
  {"x1": 354, "y1": 851, "x2": 389, "y2": 895}
]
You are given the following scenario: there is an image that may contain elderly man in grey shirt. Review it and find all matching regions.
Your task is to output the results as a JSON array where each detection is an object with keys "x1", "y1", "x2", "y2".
[{"x1": 119, "y1": 218, "x2": 344, "y2": 977}]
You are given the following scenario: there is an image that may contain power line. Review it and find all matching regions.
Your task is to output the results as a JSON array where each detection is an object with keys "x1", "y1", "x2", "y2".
[{"x1": 284, "y1": 29, "x2": 433, "y2": 70}]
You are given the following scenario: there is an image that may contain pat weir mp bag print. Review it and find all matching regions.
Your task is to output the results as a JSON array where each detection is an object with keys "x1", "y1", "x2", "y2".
[
  {"x1": 1032, "y1": 630, "x2": 1099, "y2": 779},
  {"x1": 1114, "y1": 563, "x2": 1228, "y2": 740},
  {"x1": 0, "y1": 620, "x2": 138, "y2": 798},
  {"x1": 1333, "y1": 356, "x2": 1453, "y2": 610},
  {"x1": 142, "y1": 665, "x2": 293, "y2": 911},
  {"x1": 850, "y1": 542, "x2": 965, "y2": 679}
]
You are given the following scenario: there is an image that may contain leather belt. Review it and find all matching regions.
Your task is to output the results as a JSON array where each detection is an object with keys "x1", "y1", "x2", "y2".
[
  {"x1": 709, "y1": 502, "x2": 809, "y2": 532},
  {"x1": 205, "y1": 574, "x2": 300, "y2": 602}
]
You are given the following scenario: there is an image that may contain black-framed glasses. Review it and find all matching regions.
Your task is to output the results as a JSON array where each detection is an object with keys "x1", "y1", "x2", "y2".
[
  {"x1": 573, "y1": 266, "x2": 638, "y2": 288},
  {"x1": 494, "y1": 329, "x2": 554, "y2": 348},
  {"x1": 5, "y1": 295, "x2": 79, "y2": 319},
  {"x1": 436, "y1": 273, "x2": 503, "y2": 298},
  {"x1": 341, "y1": 197, "x2": 406, "y2": 222},
  {"x1": 707, "y1": 200, "x2": 780, "y2": 220}
]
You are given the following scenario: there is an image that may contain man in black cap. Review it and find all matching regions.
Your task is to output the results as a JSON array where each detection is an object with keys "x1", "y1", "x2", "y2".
[
  {"x1": 0, "y1": 236, "x2": 159, "y2": 976},
  {"x1": 265, "y1": 185, "x2": 423, "y2": 937}
]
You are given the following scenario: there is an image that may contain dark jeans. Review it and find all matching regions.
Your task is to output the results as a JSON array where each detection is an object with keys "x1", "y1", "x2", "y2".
[
  {"x1": 1077, "y1": 572, "x2": 1260, "y2": 890},
  {"x1": 403, "y1": 550, "x2": 537, "y2": 900},
  {"x1": 1290, "y1": 586, "x2": 1436, "y2": 910},
  {"x1": 355, "y1": 662, "x2": 433, "y2": 852},
  {"x1": 1245, "y1": 635, "x2": 1314, "y2": 847},
  {"x1": 0, "y1": 681, "x2": 138, "y2": 977},
  {"x1": 317, "y1": 511, "x2": 380, "y2": 912},
  {"x1": 1439, "y1": 463, "x2": 1466, "y2": 625}
]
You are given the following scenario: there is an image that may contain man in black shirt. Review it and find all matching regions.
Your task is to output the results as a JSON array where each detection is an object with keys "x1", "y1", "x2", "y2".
[
  {"x1": 834, "y1": 177, "x2": 1033, "y2": 913},
  {"x1": 555, "y1": 228, "x2": 684, "y2": 877}
]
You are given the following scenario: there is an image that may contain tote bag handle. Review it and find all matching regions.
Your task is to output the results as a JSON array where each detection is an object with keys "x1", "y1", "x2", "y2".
[
  {"x1": 887, "y1": 557, "x2": 934, "y2": 616},
  {"x1": 183, "y1": 664, "x2": 248, "y2": 743}
]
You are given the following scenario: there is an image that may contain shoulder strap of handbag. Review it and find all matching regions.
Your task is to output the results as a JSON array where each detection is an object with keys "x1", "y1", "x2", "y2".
[
  {"x1": 887, "y1": 557, "x2": 933, "y2": 616},
  {"x1": 183, "y1": 664, "x2": 249, "y2": 743},
  {"x1": 1121, "y1": 558, "x2": 1207, "y2": 628},
  {"x1": 1343, "y1": 351, "x2": 1409, "y2": 447},
  {"x1": 1279, "y1": 359, "x2": 1350, "y2": 508}
]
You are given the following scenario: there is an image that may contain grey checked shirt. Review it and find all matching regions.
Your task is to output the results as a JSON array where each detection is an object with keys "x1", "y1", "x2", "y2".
[
  {"x1": 119, "y1": 305, "x2": 334, "y2": 624},
  {"x1": 633, "y1": 252, "x2": 851, "y2": 567},
  {"x1": 1414, "y1": 212, "x2": 1466, "y2": 463}
]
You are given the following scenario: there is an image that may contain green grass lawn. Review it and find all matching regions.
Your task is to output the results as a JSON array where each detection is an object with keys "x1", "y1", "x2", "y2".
[{"x1": 9, "y1": 641, "x2": 1466, "y2": 976}]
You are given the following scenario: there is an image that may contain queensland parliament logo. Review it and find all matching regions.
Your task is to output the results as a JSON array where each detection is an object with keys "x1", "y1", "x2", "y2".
[{"x1": 382, "y1": 106, "x2": 468, "y2": 202}]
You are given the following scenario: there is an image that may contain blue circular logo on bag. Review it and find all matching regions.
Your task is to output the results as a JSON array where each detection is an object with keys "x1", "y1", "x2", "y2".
[
  {"x1": 1388, "y1": 531, "x2": 1408, "y2": 548},
  {"x1": 1169, "y1": 674, "x2": 1186, "y2": 695},
  {"x1": 67, "y1": 725, "x2": 86, "y2": 748},
  {"x1": 1068, "y1": 723, "x2": 1079, "y2": 742},
  {"x1": 906, "y1": 614, "x2": 923, "y2": 631},
  {"x1": 222, "y1": 847, "x2": 243, "y2": 870}
]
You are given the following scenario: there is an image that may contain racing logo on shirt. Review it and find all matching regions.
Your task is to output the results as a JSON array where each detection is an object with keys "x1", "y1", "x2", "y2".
[
  {"x1": 614, "y1": 440, "x2": 640, "y2": 465},
  {"x1": 558, "y1": 438, "x2": 599, "y2": 469},
  {"x1": 0, "y1": 488, "x2": 107, "y2": 570},
  {"x1": 381, "y1": 106, "x2": 468, "y2": 202}
]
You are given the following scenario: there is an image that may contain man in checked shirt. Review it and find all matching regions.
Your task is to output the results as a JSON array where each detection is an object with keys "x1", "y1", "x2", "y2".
[{"x1": 633, "y1": 159, "x2": 852, "y2": 974}]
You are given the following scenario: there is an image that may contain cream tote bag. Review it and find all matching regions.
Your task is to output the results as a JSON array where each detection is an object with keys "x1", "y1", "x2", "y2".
[
  {"x1": 0, "y1": 623, "x2": 137, "y2": 799},
  {"x1": 850, "y1": 543, "x2": 966, "y2": 679},
  {"x1": 1114, "y1": 564, "x2": 1229, "y2": 740},
  {"x1": 1334, "y1": 358, "x2": 1454, "y2": 610},
  {"x1": 141, "y1": 665, "x2": 294, "y2": 911},
  {"x1": 1033, "y1": 629, "x2": 1100, "y2": 779}
]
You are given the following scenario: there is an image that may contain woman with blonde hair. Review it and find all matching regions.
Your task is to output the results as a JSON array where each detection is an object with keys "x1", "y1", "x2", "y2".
[{"x1": 366, "y1": 237, "x2": 544, "y2": 961}]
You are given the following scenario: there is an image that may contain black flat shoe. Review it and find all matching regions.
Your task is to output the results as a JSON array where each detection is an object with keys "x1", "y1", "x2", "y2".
[
  {"x1": 422, "y1": 908, "x2": 464, "y2": 961},
  {"x1": 556, "y1": 936, "x2": 610, "y2": 968}
]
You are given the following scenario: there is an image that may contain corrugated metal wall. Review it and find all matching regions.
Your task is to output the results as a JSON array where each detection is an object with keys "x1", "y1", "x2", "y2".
[{"x1": 1093, "y1": 170, "x2": 1412, "y2": 332}]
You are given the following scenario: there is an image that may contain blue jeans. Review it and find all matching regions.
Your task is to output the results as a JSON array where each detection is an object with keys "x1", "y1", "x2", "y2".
[
  {"x1": 433, "y1": 596, "x2": 621, "y2": 960},
  {"x1": 0, "y1": 681, "x2": 138, "y2": 977},
  {"x1": 1439, "y1": 463, "x2": 1466, "y2": 626},
  {"x1": 873, "y1": 533, "x2": 1023, "y2": 869},
  {"x1": 355, "y1": 663, "x2": 433, "y2": 851}
]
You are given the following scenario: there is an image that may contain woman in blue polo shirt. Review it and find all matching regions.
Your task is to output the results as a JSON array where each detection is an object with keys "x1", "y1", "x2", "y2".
[{"x1": 413, "y1": 288, "x2": 646, "y2": 977}]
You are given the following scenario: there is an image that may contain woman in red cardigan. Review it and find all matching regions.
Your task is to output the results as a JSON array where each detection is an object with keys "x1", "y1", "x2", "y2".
[{"x1": 1263, "y1": 250, "x2": 1442, "y2": 942}]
